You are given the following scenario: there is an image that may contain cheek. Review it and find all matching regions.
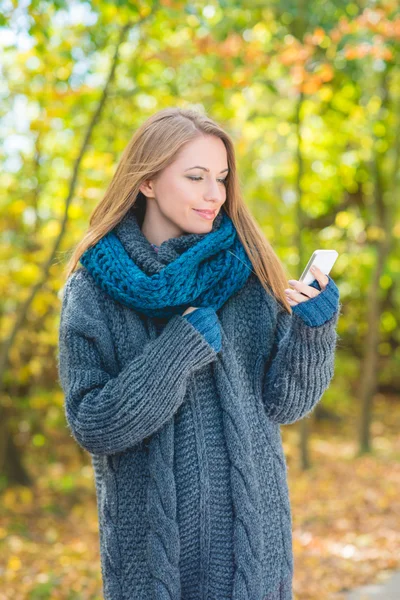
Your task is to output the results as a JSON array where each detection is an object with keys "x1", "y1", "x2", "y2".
[
  {"x1": 177, "y1": 180, "x2": 199, "y2": 206},
  {"x1": 158, "y1": 183, "x2": 196, "y2": 215},
  {"x1": 170, "y1": 178, "x2": 193, "y2": 196}
]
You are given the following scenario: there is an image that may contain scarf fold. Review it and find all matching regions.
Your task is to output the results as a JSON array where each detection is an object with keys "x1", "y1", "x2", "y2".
[
  {"x1": 79, "y1": 203, "x2": 266, "y2": 599},
  {"x1": 80, "y1": 205, "x2": 254, "y2": 318}
]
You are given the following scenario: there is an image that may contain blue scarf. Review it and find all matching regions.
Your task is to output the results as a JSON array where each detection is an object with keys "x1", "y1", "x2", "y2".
[{"x1": 79, "y1": 206, "x2": 254, "y2": 318}]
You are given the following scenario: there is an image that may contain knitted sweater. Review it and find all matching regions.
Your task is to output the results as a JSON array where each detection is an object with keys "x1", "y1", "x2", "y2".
[{"x1": 57, "y1": 252, "x2": 341, "y2": 600}]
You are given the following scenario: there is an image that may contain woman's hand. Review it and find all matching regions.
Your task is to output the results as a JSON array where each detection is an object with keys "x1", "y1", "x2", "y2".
[{"x1": 285, "y1": 265, "x2": 329, "y2": 307}]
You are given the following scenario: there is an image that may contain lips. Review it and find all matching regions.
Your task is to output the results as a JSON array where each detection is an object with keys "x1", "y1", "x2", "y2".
[
  {"x1": 193, "y1": 209, "x2": 217, "y2": 221},
  {"x1": 193, "y1": 209, "x2": 216, "y2": 216}
]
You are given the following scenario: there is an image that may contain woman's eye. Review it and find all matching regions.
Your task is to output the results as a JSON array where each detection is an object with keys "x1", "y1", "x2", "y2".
[{"x1": 187, "y1": 176, "x2": 227, "y2": 185}]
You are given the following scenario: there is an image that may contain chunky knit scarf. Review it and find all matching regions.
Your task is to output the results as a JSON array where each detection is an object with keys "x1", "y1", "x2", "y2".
[
  {"x1": 80, "y1": 203, "x2": 268, "y2": 599},
  {"x1": 79, "y1": 205, "x2": 254, "y2": 318}
]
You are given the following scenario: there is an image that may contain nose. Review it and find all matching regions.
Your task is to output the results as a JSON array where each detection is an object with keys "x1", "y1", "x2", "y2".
[{"x1": 204, "y1": 180, "x2": 225, "y2": 204}]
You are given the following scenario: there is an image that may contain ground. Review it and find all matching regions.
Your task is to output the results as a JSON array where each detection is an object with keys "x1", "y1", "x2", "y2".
[{"x1": 1, "y1": 394, "x2": 399, "y2": 599}]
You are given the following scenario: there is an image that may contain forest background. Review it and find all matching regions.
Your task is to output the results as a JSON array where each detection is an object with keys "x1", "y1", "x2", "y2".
[{"x1": 1, "y1": 1, "x2": 400, "y2": 599}]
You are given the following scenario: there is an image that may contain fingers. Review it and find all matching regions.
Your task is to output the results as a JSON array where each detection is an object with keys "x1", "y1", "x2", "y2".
[
  {"x1": 286, "y1": 296, "x2": 298, "y2": 306},
  {"x1": 284, "y1": 284, "x2": 306, "y2": 305},
  {"x1": 310, "y1": 265, "x2": 329, "y2": 290},
  {"x1": 286, "y1": 277, "x2": 320, "y2": 303},
  {"x1": 286, "y1": 281, "x2": 319, "y2": 299},
  {"x1": 285, "y1": 288, "x2": 315, "y2": 304},
  {"x1": 285, "y1": 266, "x2": 330, "y2": 305}
]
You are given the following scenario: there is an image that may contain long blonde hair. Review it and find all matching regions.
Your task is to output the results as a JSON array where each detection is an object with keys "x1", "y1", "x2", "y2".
[{"x1": 63, "y1": 107, "x2": 292, "y2": 313}]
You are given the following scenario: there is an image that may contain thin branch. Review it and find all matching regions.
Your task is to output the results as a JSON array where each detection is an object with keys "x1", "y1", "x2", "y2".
[{"x1": 0, "y1": 18, "x2": 149, "y2": 396}]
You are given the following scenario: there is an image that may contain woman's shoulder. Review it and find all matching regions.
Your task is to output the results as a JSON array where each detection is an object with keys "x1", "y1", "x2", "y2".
[
  {"x1": 59, "y1": 266, "x2": 145, "y2": 334},
  {"x1": 59, "y1": 266, "x2": 107, "y2": 323},
  {"x1": 59, "y1": 266, "x2": 90, "y2": 299},
  {"x1": 61, "y1": 266, "x2": 108, "y2": 303}
]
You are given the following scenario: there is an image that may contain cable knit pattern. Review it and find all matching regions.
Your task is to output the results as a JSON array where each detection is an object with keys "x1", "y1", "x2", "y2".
[
  {"x1": 57, "y1": 203, "x2": 342, "y2": 600},
  {"x1": 213, "y1": 347, "x2": 265, "y2": 599},
  {"x1": 146, "y1": 419, "x2": 181, "y2": 599}
]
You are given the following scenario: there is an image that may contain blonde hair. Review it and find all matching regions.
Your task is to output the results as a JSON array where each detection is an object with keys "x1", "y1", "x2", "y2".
[{"x1": 63, "y1": 107, "x2": 292, "y2": 313}]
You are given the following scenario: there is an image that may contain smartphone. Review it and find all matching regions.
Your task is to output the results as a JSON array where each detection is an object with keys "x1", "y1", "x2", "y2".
[{"x1": 299, "y1": 249, "x2": 339, "y2": 286}]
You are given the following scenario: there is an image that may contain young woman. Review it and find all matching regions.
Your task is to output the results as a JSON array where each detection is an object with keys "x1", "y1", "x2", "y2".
[{"x1": 58, "y1": 107, "x2": 341, "y2": 600}]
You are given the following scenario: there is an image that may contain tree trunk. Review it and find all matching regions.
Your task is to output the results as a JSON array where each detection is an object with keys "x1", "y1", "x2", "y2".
[{"x1": 358, "y1": 68, "x2": 396, "y2": 455}]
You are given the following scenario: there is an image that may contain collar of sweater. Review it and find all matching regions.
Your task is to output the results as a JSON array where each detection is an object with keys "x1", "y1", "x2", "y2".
[{"x1": 113, "y1": 202, "x2": 224, "y2": 275}]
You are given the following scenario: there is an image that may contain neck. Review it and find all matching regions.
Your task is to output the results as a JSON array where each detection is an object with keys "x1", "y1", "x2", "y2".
[{"x1": 141, "y1": 204, "x2": 186, "y2": 247}]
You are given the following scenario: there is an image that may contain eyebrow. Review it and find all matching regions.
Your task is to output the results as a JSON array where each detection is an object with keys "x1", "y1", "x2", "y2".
[{"x1": 184, "y1": 166, "x2": 229, "y2": 173}]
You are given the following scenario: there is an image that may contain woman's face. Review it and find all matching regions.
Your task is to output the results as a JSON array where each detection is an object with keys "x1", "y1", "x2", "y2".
[{"x1": 139, "y1": 135, "x2": 229, "y2": 244}]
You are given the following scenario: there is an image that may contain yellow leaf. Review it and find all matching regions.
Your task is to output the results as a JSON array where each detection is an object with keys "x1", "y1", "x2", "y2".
[{"x1": 8, "y1": 556, "x2": 22, "y2": 570}]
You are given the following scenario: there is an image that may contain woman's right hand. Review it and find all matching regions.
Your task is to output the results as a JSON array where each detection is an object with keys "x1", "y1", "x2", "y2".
[{"x1": 182, "y1": 307, "x2": 199, "y2": 316}]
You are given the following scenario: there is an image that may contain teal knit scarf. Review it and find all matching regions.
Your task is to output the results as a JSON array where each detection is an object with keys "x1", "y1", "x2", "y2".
[
  {"x1": 79, "y1": 203, "x2": 267, "y2": 600},
  {"x1": 79, "y1": 205, "x2": 254, "y2": 318}
]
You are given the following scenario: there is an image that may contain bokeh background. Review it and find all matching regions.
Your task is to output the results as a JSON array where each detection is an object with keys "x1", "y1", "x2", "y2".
[{"x1": 1, "y1": 1, "x2": 400, "y2": 599}]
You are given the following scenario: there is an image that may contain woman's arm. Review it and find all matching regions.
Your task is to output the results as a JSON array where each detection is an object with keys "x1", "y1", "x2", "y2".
[
  {"x1": 261, "y1": 276, "x2": 341, "y2": 425},
  {"x1": 57, "y1": 270, "x2": 217, "y2": 456}
]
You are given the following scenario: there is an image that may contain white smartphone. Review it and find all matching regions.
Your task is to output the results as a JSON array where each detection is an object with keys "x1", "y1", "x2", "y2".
[{"x1": 299, "y1": 249, "x2": 339, "y2": 286}]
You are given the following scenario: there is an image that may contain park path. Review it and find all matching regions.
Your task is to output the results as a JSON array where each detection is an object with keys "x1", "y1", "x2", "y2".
[{"x1": 341, "y1": 570, "x2": 400, "y2": 599}]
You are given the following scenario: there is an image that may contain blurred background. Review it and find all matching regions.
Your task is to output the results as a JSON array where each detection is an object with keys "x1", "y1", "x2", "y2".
[{"x1": 1, "y1": 1, "x2": 400, "y2": 599}]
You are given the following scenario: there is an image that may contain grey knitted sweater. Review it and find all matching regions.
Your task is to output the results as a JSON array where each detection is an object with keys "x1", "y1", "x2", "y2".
[{"x1": 57, "y1": 235, "x2": 341, "y2": 600}]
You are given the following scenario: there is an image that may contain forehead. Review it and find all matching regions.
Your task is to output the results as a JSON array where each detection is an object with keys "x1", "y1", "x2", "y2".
[{"x1": 173, "y1": 136, "x2": 228, "y2": 168}]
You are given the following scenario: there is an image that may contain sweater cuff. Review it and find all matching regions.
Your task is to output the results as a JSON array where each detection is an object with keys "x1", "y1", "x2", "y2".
[
  {"x1": 291, "y1": 275, "x2": 340, "y2": 327},
  {"x1": 183, "y1": 307, "x2": 222, "y2": 353}
]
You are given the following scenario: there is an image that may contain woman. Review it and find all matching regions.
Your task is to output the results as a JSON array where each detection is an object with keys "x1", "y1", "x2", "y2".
[{"x1": 57, "y1": 107, "x2": 341, "y2": 600}]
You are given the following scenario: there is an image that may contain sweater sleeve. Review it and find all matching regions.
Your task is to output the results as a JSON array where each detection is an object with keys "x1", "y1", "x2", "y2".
[
  {"x1": 291, "y1": 275, "x2": 340, "y2": 326},
  {"x1": 57, "y1": 270, "x2": 218, "y2": 456},
  {"x1": 183, "y1": 307, "x2": 222, "y2": 352},
  {"x1": 261, "y1": 278, "x2": 341, "y2": 425}
]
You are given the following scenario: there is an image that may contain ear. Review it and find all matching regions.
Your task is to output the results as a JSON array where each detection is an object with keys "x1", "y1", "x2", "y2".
[{"x1": 139, "y1": 179, "x2": 155, "y2": 198}]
